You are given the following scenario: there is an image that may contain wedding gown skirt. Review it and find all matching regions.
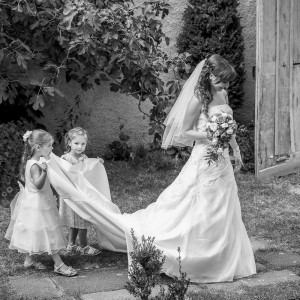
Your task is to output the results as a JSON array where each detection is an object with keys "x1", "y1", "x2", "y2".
[{"x1": 47, "y1": 144, "x2": 256, "y2": 283}]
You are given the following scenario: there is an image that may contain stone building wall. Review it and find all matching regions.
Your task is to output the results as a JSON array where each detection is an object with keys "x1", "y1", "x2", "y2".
[{"x1": 40, "y1": 0, "x2": 256, "y2": 155}]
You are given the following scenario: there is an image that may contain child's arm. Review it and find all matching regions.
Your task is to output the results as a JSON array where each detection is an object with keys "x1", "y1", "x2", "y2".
[{"x1": 30, "y1": 163, "x2": 48, "y2": 190}]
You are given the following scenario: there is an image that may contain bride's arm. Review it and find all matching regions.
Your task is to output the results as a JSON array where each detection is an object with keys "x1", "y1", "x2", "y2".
[
  {"x1": 229, "y1": 134, "x2": 243, "y2": 170},
  {"x1": 229, "y1": 134, "x2": 238, "y2": 150},
  {"x1": 181, "y1": 95, "x2": 208, "y2": 142}
]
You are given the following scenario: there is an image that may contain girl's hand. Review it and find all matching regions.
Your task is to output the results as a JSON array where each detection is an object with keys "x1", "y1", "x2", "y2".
[
  {"x1": 97, "y1": 157, "x2": 104, "y2": 164},
  {"x1": 40, "y1": 162, "x2": 47, "y2": 173}
]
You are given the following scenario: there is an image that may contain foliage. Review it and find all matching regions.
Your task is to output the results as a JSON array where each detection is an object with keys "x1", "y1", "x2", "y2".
[
  {"x1": 235, "y1": 122, "x2": 254, "y2": 173},
  {"x1": 104, "y1": 124, "x2": 132, "y2": 161},
  {"x1": 126, "y1": 229, "x2": 166, "y2": 300},
  {"x1": 129, "y1": 144, "x2": 182, "y2": 171},
  {"x1": 126, "y1": 229, "x2": 191, "y2": 300},
  {"x1": 54, "y1": 95, "x2": 89, "y2": 148},
  {"x1": 0, "y1": 121, "x2": 29, "y2": 206},
  {"x1": 154, "y1": 248, "x2": 190, "y2": 300},
  {"x1": 177, "y1": 0, "x2": 245, "y2": 110},
  {"x1": 0, "y1": 0, "x2": 191, "y2": 145}
]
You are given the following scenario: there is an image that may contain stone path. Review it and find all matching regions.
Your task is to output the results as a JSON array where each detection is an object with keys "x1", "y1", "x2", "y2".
[{"x1": 6, "y1": 238, "x2": 300, "y2": 299}]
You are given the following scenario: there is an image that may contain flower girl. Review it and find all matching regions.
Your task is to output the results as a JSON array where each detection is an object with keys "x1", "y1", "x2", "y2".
[
  {"x1": 59, "y1": 127, "x2": 103, "y2": 255},
  {"x1": 5, "y1": 129, "x2": 77, "y2": 277}
]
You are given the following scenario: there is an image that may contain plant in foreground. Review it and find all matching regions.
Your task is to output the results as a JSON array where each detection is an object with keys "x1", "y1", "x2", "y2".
[{"x1": 126, "y1": 229, "x2": 190, "y2": 299}]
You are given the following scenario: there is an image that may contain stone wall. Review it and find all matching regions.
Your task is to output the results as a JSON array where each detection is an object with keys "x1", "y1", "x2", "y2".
[{"x1": 40, "y1": 0, "x2": 256, "y2": 155}]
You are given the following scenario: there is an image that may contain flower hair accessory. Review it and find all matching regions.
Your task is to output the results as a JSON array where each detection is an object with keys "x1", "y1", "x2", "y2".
[{"x1": 23, "y1": 130, "x2": 32, "y2": 142}]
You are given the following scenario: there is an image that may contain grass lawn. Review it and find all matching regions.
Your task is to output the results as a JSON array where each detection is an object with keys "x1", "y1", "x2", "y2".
[{"x1": 1, "y1": 160, "x2": 300, "y2": 299}]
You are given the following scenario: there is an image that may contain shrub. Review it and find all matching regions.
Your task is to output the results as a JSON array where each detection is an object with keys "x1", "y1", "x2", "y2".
[
  {"x1": 154, "y1": 248, "x2": 191, "y2": 300},
  {"x1": 235, "y1": 122, "x2": 255, "y2": 173},
  {"x1": 126, "y1": 230, "x2": 190, "y2": 300},
  {"x1": 177, "y1": 0, "x2": 245, "y2": 110},
  {"x1": 104, "y1": 125, "x2": 132, "y2": 161},
  {"x1": 0, "y1": 121, "x2": 29, "y2": 206},
  {"x1": 131, "y1": 145, "x2": 179, "y2": 171},
  {"x1": 126, "y1": 229, "x2": 166, "y2": 300}
]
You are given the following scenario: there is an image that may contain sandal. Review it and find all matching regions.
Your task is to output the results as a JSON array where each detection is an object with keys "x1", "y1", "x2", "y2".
[
  {"x1": 77, "y1": 245, "x2": 101, "y2": 256},
  {"x1": 53, "y1": 263, "x2": 77, "y2": 277},
  {"x1": 66, "y1": 244, "x2": 78, "y2": 254},
  {"x1": 24, "y1": 261, "x2": 47, "y2": 270}
]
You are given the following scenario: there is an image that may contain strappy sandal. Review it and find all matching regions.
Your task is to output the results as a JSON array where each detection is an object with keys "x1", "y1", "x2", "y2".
[
  {"x1": 77, "y1": 245, "x2": 101, "y2": 256},
  {"x1": 53, "y1": 263, "x2": 77, "y2": 277},
  {"x1": 66, "y1": 244, "x2": 78, "y2": 254},
  {"x1": 24, "y1": 261, "x2": 47, "y2": 270}
]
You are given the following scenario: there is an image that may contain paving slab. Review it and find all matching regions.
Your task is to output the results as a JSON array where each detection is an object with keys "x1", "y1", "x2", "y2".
[
  {"x1": 82, "y1": 289, "x2": 135, "y2": 300},
  {"x1": 256, "y1": 251, "x2": 300, "y2": 269},
  {"x1": 189, "y1": 270, "x2": 300, "y2": 292},
  {"x1": 9, "y1": 274, "x2": 64, "y2": 299},
  {"x1": 81, "y1": 285, "x2": 164, "y2": 300},
  {"x1": 82, "y1": 270, "x2": 300, "y2": 299},
  {"x1": 51, "y1": 266, "x2": 129, "y2": 296}
]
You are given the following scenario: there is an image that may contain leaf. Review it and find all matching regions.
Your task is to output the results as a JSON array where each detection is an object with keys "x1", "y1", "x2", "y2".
[
  {"x1": 29, "y1": 94, "x2": 45, "y2": 110},
  {"x1": 16, "y1": 54, "x2": 27, "y2": 69},
  {"x1": 110, "y1": 83, "x2": 119, "y2": 92},
  {"x1": 43, "y1": 87, "x2": 55, "y2": 96},
  {"x1": 63, "y1": 2, "x2": 76, "y2": 15},
  {"x1": 112, "y1": 40, "x2": 119, "y2": 51},
  {"x1": 99, "y1": 73, "x2": 109, "y2": 81},
  {"x1": 54, "y1": 88, "x2": 65, "y2": 98},
  {"x1": 57, "y1": 35, "x2": 69, "y2": 45},
  {"x1": 30, "y1": 20, "x2": 40, "y2": 30},
  {"x1": 62, "y1": 10, "x2": 77, "y2": 30},
  {"x1": 102, "y1": 32, "x2": 110, "y2": 44},
  {"x1": 0, "y1": 89, "x2": 8, "y2": 104},
  {"x1": 137, "y1": 39, "x2": 146, "y2": 47},
  {"x1": 165, "y1": 37, "x2": 170, "y2": 46},
  {"x1": 0, "y1": 49, "x2": 4, "y2": 63}
]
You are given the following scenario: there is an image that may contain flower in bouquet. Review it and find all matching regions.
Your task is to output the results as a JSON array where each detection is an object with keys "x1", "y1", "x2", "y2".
[{"x1": 205, "y1": 112, "x2": 237, "y2": 165}]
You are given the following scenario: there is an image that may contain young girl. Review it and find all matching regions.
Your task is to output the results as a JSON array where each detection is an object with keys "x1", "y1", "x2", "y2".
[
  {"x1": 59, "y1": 127, "x2": 102, "y2": 255},
  {"x1": 5, "y1": 129, "x2": 77, "y2": 277}
]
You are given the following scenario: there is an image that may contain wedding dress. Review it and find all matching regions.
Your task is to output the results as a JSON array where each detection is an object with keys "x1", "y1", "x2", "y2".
[{"x1": 47, "y1": 103, "x2": 256, "y2": 283}]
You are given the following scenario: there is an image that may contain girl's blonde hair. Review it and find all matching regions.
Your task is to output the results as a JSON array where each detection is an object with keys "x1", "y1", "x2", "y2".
[
  {"x1": 64, "y1": 127, "x2": 88, "y2": 153},
  {"x1": 20, "y1": 129, "x2": 53, "y2": 181},
  {"x1": 195, "y1": 54, "x2": 236, "y2": 116}
]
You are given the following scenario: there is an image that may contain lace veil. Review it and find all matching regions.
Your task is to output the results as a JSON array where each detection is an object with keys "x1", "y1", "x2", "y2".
[{"x1": 161, "y1": 59, "x2": 206, "y2": 149}]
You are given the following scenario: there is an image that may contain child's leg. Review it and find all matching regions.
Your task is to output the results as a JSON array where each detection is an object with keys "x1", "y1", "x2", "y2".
[
  {"x1": 52, "y1": 252, "x2": 77, "y2": 276},
  {"x1": 78, "y1": 229, "x2": 88, "y2": 248},
  {"x1": 68, "y1": 227, "x2": 79, "y2": 246},
  {"x1": 77, "y1": 229, "x2": 101, "y2": 255},
  {"x1": 24, "y1": 253, "x2": 34, "y2": 264},
  {"x1": 24, "y1": 253, "x2": 46, "y2": 270}
]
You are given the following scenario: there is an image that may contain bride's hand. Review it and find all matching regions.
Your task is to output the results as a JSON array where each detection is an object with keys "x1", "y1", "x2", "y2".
[{"x1": 97, "y1": 157, "x2": 104, "y2": 164}]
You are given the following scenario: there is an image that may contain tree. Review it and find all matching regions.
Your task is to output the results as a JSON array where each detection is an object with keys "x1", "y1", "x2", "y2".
[
  {"x1": 0, "y1": 0, "x2": 190, "y2": 145},
  {"x1": 177, "y1": 0, "x2": 245, "y2": 110}
]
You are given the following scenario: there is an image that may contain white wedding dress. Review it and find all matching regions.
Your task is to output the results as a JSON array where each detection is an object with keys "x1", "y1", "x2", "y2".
[{"x1": 47, "y1": 104, "x2": 256, "y2": 283}]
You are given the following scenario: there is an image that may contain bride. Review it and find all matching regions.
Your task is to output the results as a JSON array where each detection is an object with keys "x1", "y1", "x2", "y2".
[{"x1": 47, "y1": 54, "x2": 256, "y2": 283}]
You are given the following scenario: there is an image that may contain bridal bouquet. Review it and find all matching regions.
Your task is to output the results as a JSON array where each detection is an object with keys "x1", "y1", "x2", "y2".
[{"x1": 205, "y1": 112, "x2": 237, "y2": 165}]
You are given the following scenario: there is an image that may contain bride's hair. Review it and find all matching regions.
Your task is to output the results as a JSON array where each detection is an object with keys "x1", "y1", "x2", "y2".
[{"x1": 195, "y1": 54, "x2": 236, "y2": 116}]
